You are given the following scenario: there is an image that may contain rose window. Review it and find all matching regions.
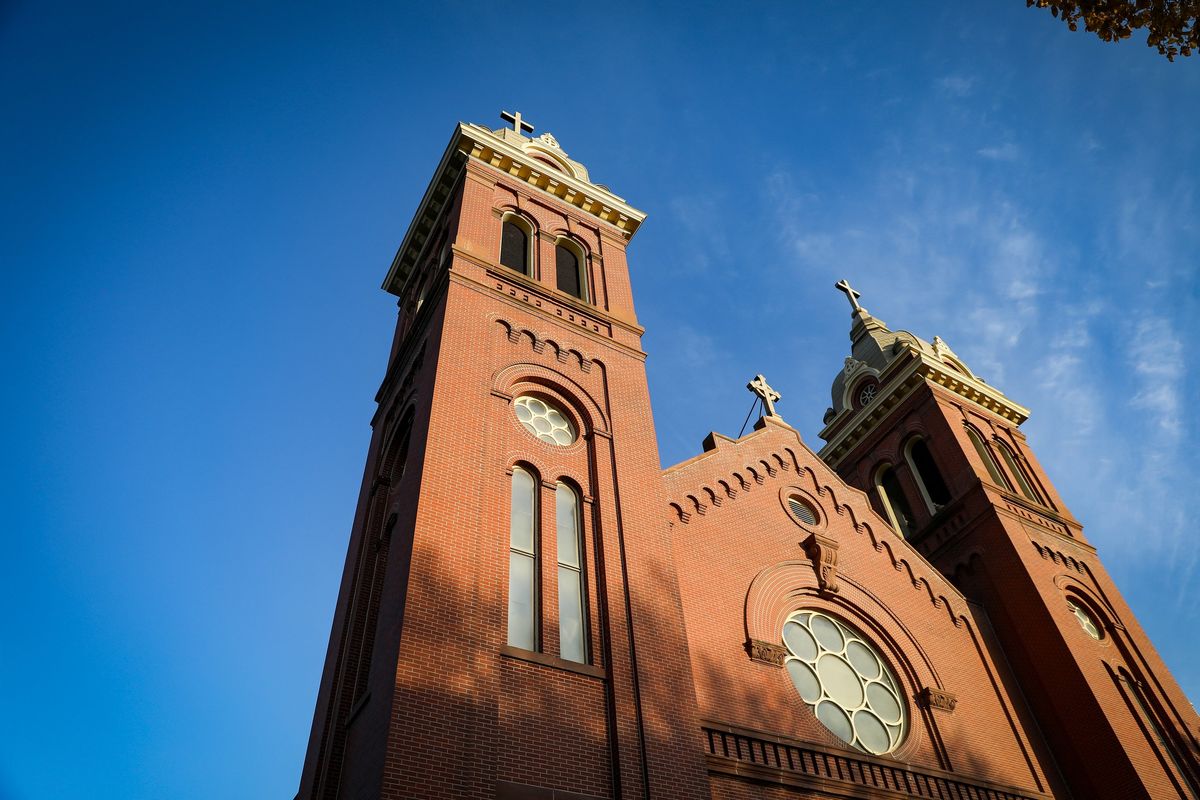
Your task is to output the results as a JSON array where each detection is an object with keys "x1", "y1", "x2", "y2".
[
  {"x1": 782, "y1": 610, "x2": 906, "y2": 755},
  {"x1": 1067, "y1": 600, "x2": 1102, "y2": 640},
  {"x1": 513, "y1": 395, "x2": 576, "y2": 446}
]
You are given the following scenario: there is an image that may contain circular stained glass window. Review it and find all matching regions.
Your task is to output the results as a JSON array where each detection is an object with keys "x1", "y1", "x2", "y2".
[
  {"x1": 1067, "y1": 600, "x2": 1102, "y2": 640},
  {"x1": 857, "y1": 382, "x2": 878, "y2": 408},
  {"x1": 782, "y1": 610, "x2": 906, "y2": 755},
  {"x1": 513, "y1": 395, "x2": 576, "y2": 446}
]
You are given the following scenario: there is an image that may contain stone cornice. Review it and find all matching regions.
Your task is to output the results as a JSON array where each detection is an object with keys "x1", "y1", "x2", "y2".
[
  {"x1": 382, "y1": 129, "x2": 469, "y2": 297},
  {"x1": 819, "y1": 351, "x2": 1031, "y2": 468},
  {"x1": 383, "y1": 124, "x2": 645, "y2": 297}
]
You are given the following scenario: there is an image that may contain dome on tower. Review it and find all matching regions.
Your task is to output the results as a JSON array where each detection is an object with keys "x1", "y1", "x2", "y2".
[{"x1": 819, "y1": 281, "x2": 1007, "y2": 453}]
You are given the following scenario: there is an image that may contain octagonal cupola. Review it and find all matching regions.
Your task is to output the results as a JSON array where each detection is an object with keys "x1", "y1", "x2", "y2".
[{"x1": 818, "y1": 280, "x2": 1029, "y2": 468}]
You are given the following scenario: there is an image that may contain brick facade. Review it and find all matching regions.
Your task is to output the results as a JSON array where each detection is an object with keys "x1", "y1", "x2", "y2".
[{"x1": 297, "y1": 120, "x2": 1200, "y2": 799}]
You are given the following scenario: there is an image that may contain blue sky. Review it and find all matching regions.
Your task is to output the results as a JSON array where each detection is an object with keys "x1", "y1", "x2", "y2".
[{"x1": 2, "y1": 3, "x2": 1197, "y2": 798}]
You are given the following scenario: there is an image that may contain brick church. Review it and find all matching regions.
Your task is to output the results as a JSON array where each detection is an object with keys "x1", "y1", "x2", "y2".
[{"x1": 296, "y1": 114, "x2": 1199, "y2": 800}]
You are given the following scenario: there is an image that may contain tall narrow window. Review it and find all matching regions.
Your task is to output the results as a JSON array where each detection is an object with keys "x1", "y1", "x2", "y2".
[
  {"x1": 1120, "y1": 673, "x2": 1200, "y2": 799},
  {"x1": 877, "y1": 466, "x2": 915, "y2": 537},
  {"x1": 965, "y1": 427, "x2": 1011, "y2": 490},
  {"x1": 555, "y1": 242, "x2": 584, "y2": 299},
  {"x1": 500, "y1": 219, "x2": 530, "y2": 275},
  {"x1": 508, "y1": 468, "x2": 537, "y2": 650},
  {"x1": 907, "y1": 438, "x2": 952, "y2": 509},
  {"x1": 997, "y1": 442, "x2": 1041, "y2": 504},
  {"x1": 555, "y1": 483, "x2": 587, "y2": 663}
]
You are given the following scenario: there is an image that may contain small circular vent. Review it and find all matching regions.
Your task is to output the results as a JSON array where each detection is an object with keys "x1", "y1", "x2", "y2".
[{"x1": 788, "y1": 496, "x2": 818, "y2": 525}]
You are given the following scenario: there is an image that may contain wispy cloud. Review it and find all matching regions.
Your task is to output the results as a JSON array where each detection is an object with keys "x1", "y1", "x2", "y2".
[
  {"x1": 977, "y1": 142, "x2": 1020, "y2": 161},
  {"x1": 669, "y1": 194, "x2": 730, "y2": 273},
  {"x1": 765, "y1": 135, "x2": 1197, "y2": 595},
  {"x1": 937, "y1": 75, "x2": 976, "y2": 97}
]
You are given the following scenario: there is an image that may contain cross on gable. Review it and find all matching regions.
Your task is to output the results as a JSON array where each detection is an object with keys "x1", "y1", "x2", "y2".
[
  {"x1": 747, "y1": 374, "x2": 782, "y2": 418},
  {"x1": 835, "y1": 279, "x2": 863, "y2": 313},
  {"x1": 500, "y1": 110, "x2": 534, "y2": 136}
]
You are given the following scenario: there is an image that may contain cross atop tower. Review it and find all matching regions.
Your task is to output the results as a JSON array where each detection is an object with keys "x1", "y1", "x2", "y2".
[
  {"x1": 834, "y1": 279, "x2": 863, "y2": 313},
  {"x1": 747, "y1": 374, "x2": 782, "y2": 418},
  {"x1": 500, "y1": 110, "x2": 534, "y2": 136}
]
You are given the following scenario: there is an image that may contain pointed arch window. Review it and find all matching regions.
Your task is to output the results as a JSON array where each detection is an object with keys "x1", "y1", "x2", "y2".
[
  {"x1": 555, "y1": 239, "x2": 587, "y2": 301},
  {"x1": 507, "y1": 467, "x2": 538, "y2": 651},
  {"x1": 875, "y1": 465, "x2": 915, "y2": 537},
  {"x1": 965, "y1": 426, "x2": 1011, "y2": 490},
  {"x1": 556, "y1": 482, "x2": 587, "y2": 663},
  {"x1": 500, "y1": 215, "x2": 533, "y2": 276},
  {"x1": 905, "y1": 438, "x2": 952, "y2": 511},
  {"x1": 996, "y1": 441, "x2": 1043, "y2": 505}
]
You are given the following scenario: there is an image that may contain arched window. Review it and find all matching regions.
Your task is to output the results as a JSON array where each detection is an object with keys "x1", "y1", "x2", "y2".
[
  {"x1": 555, "y1": 482, "x2": 587, "y2": 663},
  {"x1": 996, "y1": 441, "x2": 1042, "y2": 504},
  {"x1": 965, "y1": 426, "x2": 1011, "y2": 490},
  {"x1": 905, "y1": 438, "x2": 952, "y2": 511},
  {"x1": 507, "y1": 467, "x2": 538, "y2": 650},
  {"x1": 500, "y1": 215, "x2": 533, "y2": 276},
  {"x1": 555, "y1": 239, "x2": 586, "y2": 300},
  {"x1": 875, "y1": 465, "x2": 915, "y2": 537}
]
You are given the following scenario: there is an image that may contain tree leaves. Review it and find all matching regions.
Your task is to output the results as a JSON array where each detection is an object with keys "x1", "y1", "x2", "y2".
[{"x1": 1027, "y1": 0, "x2": 1199, "y2": 59}]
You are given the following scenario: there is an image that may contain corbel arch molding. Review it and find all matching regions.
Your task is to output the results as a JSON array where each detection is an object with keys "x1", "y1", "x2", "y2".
[
  {"x1": 744, "y1": 565, "x2": 949, "y2": 763},
  {"x1": 492, "y1": 361, "x2": 610, "y2": 439},
  {"x1": 494, "y1": 318, "x2": 594, "y2": 374},
  {"x1": 779, "y1": 458, "x2": 967, "y2": 621}
]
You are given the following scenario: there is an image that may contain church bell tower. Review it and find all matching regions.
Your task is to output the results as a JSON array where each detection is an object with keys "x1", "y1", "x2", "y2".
[
  {"x1": 817, "y1": 282, "x2": 1200, "y2": 799},
  {"x1": 296, "y1": 114, "x2": 711, "y2": 800}
]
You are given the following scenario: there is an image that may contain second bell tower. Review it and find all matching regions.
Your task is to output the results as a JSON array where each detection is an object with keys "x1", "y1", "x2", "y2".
[{"x1": 817, "y1": 283, "x2": 1200, "y2": 800}]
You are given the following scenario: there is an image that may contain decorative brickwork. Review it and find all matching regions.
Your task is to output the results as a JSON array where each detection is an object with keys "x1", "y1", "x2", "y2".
[
  {"x1": 746, "y1": 639, "x2": 787, "y2": 667},
  {"x1": 918, "y1": 687, "x2": 958, "y2": 713},
  {"x1": 801, "y1": 532, "x2": 840, "y2": 594}
]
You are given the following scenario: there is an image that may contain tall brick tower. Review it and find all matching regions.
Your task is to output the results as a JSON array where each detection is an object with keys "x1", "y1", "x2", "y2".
[
  {"x1": 296, "y1": 114, "x2": 711, "y2": 800},
  {"x1": 817, "y1": 283, "x2": 1200, "y2": 799}
]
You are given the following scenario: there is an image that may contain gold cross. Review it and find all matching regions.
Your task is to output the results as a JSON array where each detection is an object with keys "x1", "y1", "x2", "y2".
[
  {"x1": 500, "y1": 110, "x2": 534, "y2": 136},
  {"x1": 835, "y1": 279, "x2": 863, "y2": 312},
  {"x1": 747, "y1": 374, "x2": 782, "y2": 418}
]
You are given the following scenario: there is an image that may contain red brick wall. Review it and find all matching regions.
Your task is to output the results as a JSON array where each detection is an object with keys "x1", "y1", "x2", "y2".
[
  {"x1": 302, "y1": 152, "x2": 713, "y2": 799},
  {"x1": 664, "y1": 417, "x2": 1060, "y2": 798},
  {"x1": 831, "y1": 378, "x2": 1200, "y2": 798}
]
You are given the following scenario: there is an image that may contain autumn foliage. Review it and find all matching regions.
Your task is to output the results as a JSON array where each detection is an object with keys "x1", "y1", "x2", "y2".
[{"x1": 1027, "y1": 0, "x2": 1199, "y2": 59}]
